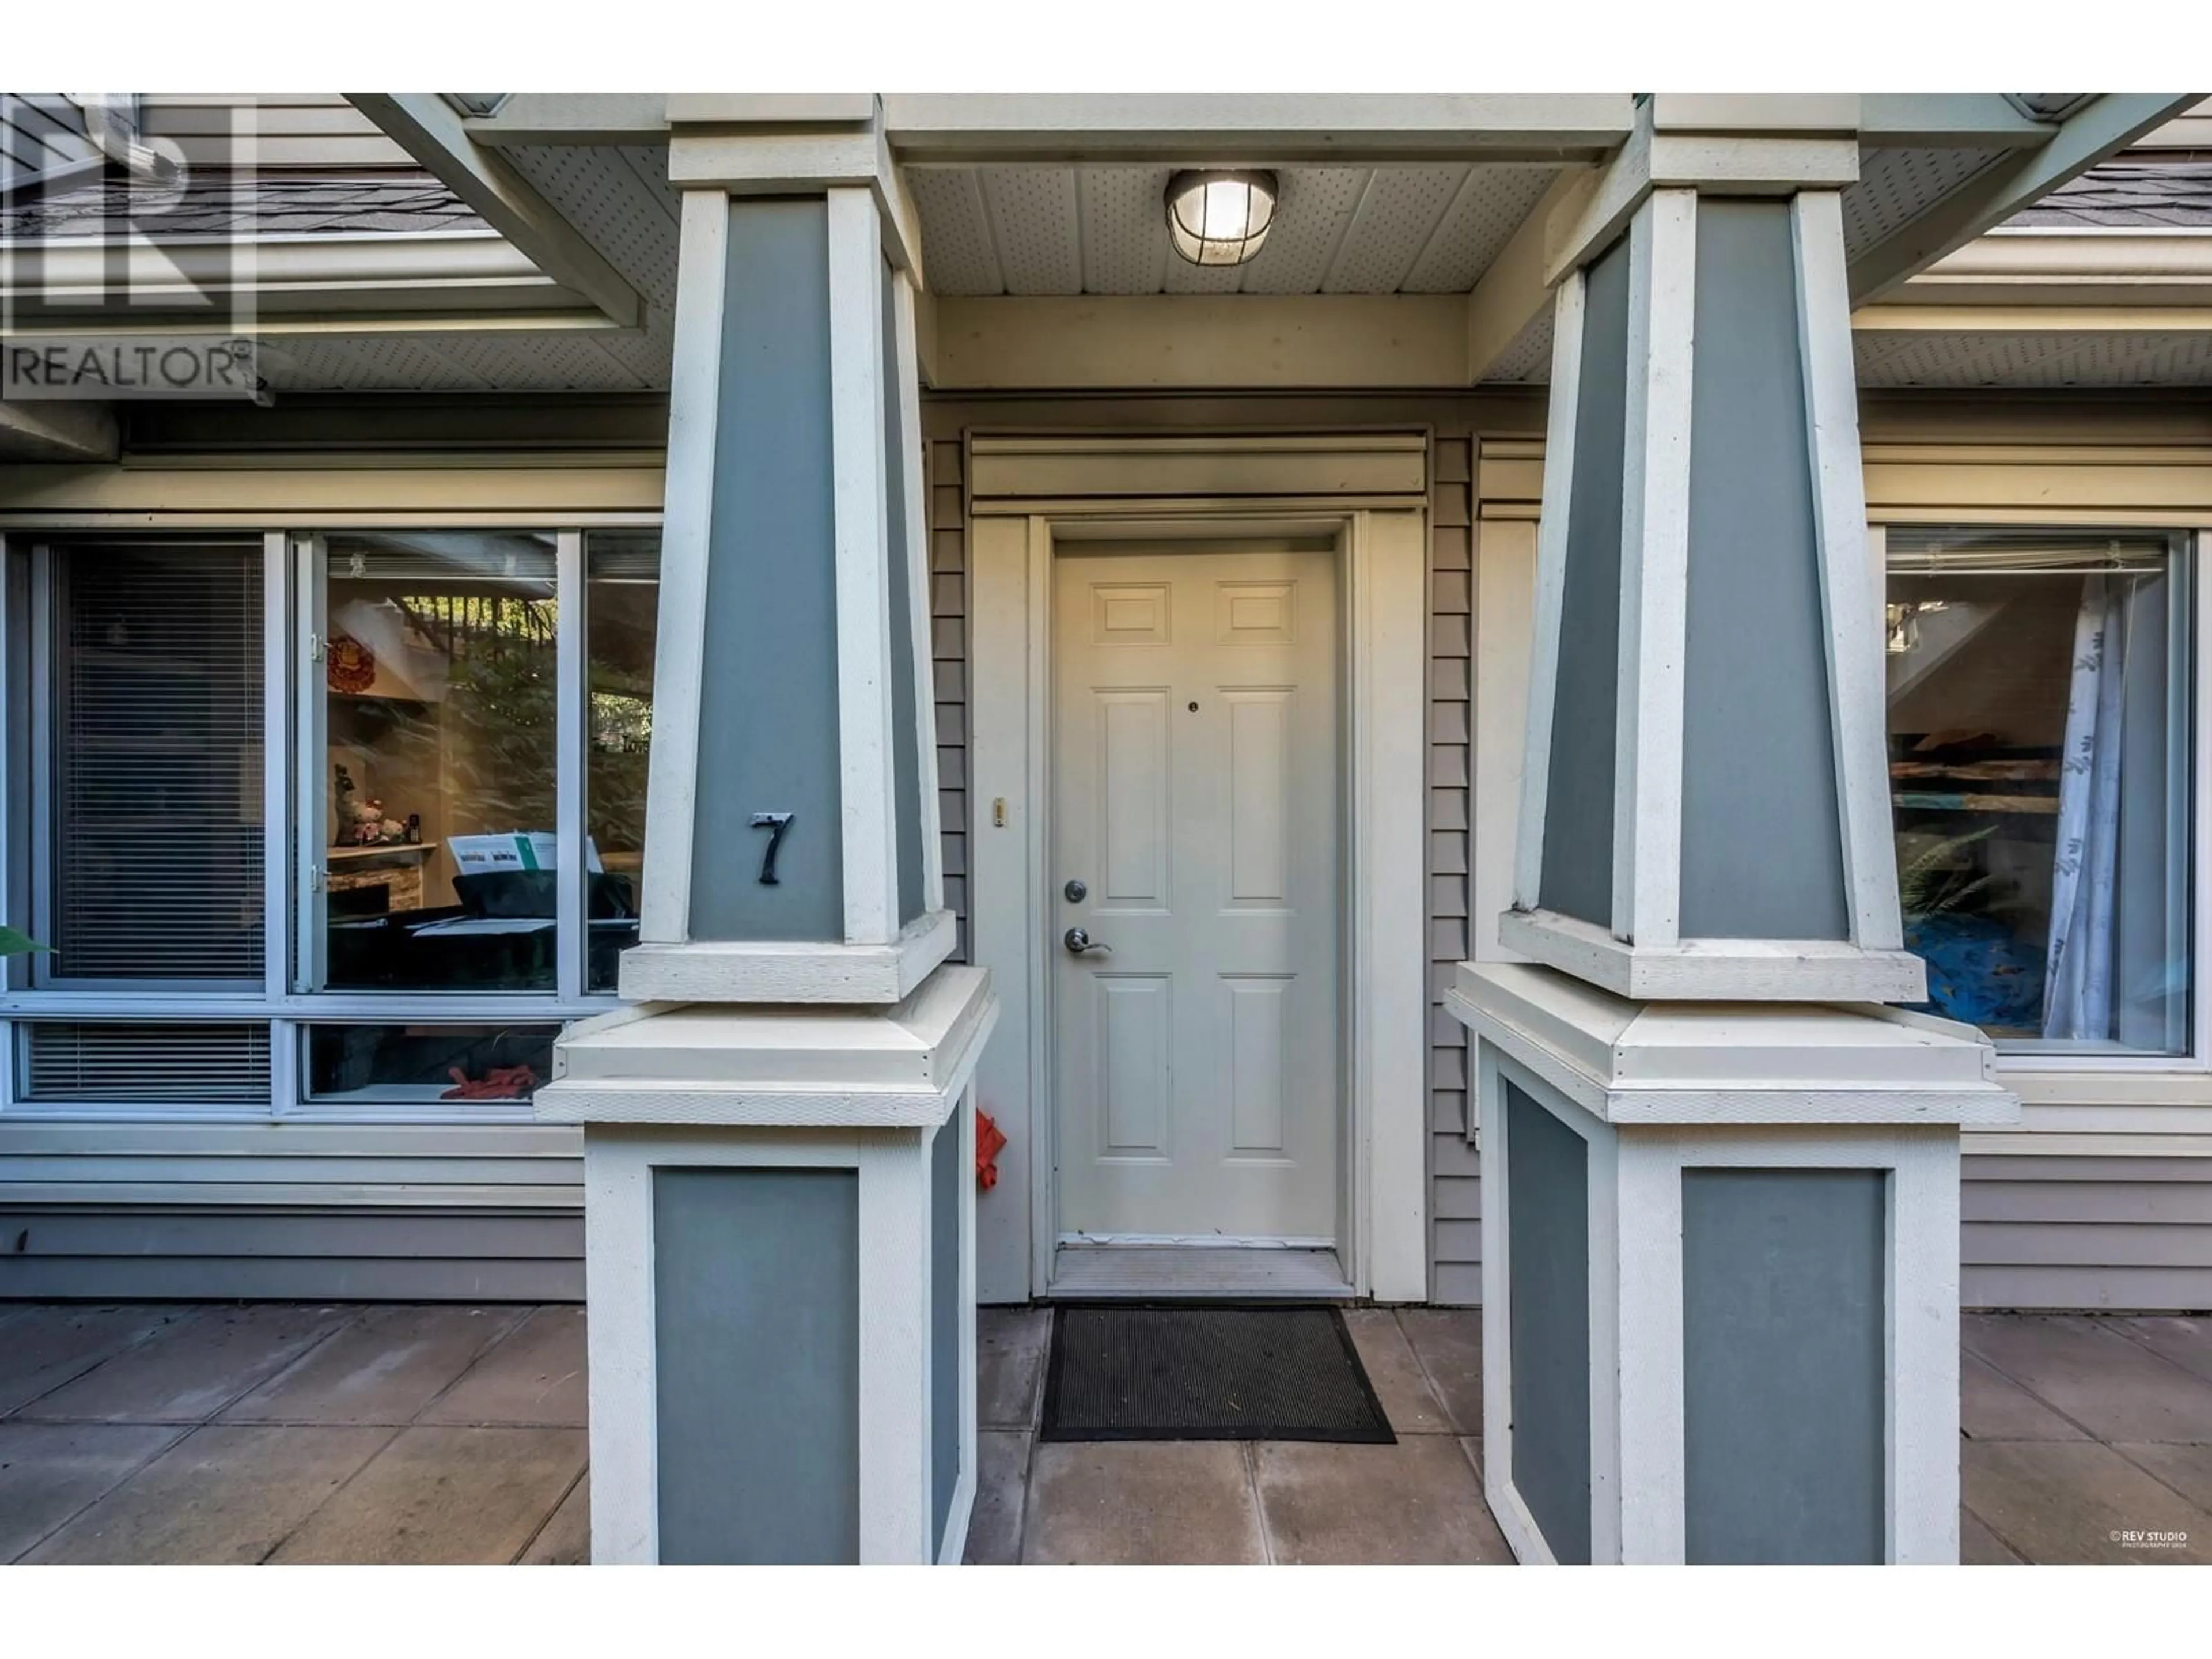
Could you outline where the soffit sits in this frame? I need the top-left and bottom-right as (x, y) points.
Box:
(257, 142), (679, 395)
(1854, 328), (2212, 388)
(908, 162), (1564, 297)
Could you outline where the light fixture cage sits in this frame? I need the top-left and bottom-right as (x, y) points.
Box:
(1165, 169), (1278, 267)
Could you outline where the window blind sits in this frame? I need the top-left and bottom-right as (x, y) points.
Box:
(21, 1020), (272, 1105)
(51, 541), (265, 982)
(1887, 527), (2174, 575)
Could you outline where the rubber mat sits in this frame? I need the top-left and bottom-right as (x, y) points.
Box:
(1040, 1302), (1396, 1443)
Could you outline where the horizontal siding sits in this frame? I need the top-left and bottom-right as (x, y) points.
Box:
(1429, 429), (1479, 1304)
(928, 437), (968, 960)
(139, 93), (414, 171)
(0, 1120), (582, 1302)
(0, 1242), (581, 1302)
(1963, 1154), (2212, 1311)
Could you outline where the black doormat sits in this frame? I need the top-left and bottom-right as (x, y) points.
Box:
(1040, 1303), (1395, 1443)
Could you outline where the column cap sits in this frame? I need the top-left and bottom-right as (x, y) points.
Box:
(1448, 960), (2020, 1128)
(537, 961), (997, 1128)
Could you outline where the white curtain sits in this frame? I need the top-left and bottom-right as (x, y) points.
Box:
(2044, 574), (2130, 1040)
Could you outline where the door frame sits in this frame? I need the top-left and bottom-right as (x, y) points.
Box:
(967, 451), (1429, 1301)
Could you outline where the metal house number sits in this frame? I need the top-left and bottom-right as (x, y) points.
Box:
(749, 812), (794, 885)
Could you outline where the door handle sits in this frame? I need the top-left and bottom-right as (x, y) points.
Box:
(1063, 926), (1113, 957)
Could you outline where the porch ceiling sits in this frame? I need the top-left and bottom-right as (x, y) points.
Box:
(906, 162), (1565, 297)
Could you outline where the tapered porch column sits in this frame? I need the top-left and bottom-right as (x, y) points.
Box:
(1448, 97), (2018, 1565)
(535, 100), (997, 1565)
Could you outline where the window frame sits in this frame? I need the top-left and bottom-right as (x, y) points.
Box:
(0, 514), (662, 1123)
(1872, 520), (2211, 1077)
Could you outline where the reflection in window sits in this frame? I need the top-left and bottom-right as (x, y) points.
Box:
(586, 532), (658, 990)
(304, 1023), (559, 1105)
(1887, 528), (2192, 1054)
(322, 532), (558, 990)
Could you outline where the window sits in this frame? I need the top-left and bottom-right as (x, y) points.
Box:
(585, 532), (658, 991)
(1886, 527), (2194, 1055)
(302, 1022), (559, 1107)
(44, 540), (264, 984)
(4, 523), (662, 1119)
(319, 532), (560, 991)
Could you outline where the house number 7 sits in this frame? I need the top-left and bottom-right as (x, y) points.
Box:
(749, 812), (794, 885)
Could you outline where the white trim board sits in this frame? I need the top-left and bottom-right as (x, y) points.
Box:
(965, 472), (1429, 1304)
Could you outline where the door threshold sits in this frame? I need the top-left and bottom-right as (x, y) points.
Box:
(1046, 1244), (1354, 1300)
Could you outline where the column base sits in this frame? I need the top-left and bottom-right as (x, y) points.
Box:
(1447, 961), (2017, 1565)
(539, 962), (997, 1565)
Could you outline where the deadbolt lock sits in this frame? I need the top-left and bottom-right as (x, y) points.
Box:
(1063, 878), (1088, 903)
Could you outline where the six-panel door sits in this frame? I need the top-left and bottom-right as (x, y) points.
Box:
(1052, 547), (1342, 1244)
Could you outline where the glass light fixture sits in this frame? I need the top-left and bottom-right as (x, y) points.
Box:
(1165, 170), (1278, 267)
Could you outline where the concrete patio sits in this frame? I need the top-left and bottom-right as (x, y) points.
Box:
(2, 1300), (2210, 1564)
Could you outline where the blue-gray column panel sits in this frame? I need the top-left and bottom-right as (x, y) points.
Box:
(882, 254), (929, 928)
(930, 1104), (961, 1555)
(1505, 1078), (1593, 1565)
(653, 1165), (859, 1564)
(689, 198), (844, 942)
(1682, 1166), (1885, 1565)
(1538, 236), (1631, 929)
(1677, 199), (1850, 941)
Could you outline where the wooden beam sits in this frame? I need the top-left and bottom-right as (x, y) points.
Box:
(930, 294), (1468, 391)
(881, 93), (1635, 164)
(344, 93), (644, 329)
(464, 92), (669, 147)
(1847, 94), (2205, 305)
(0, 398), (117, 463)
(1466, 169), (1591, 382)
(1853, 302), (2212, 333)
(1858, 94), (2056, 149)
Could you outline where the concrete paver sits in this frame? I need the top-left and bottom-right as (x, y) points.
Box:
(3, 1298), (2205, 1565)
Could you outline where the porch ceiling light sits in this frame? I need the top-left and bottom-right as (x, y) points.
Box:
(1165, 170), (1277, 267)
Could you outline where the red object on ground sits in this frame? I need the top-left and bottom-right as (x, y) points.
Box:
(441, 1063), (539, 1101)
(976, 1109), (1009, 1191)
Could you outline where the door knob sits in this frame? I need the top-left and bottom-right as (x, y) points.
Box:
(1063, 926), (1112, 957)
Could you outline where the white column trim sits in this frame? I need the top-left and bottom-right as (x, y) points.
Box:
(1355, 507), (1433, 1302)
(637, 188), (729, 947)
(1611, 190), (1696, 949)
(892, 267), (947, 916)
(1510, 272), (1584, 915)
(1612, 1129), (1685, 1561)
(936, 1085), (981, 1563)
(1796, 188), (1907, 953)
(827, 186), (901, 948)
(857, 1127), (930, 1561)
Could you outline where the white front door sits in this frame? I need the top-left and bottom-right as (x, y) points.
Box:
(1051, 546), (1341, 1245)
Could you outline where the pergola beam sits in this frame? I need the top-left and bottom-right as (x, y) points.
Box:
(0, 398), (118, 463)
(345, 93), (645, 329)
(879, 93), (1635, 164)
(1847, 93), (2203, 305)
(461, 92), (671, 147)
(1857, 94), (2061, 149)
